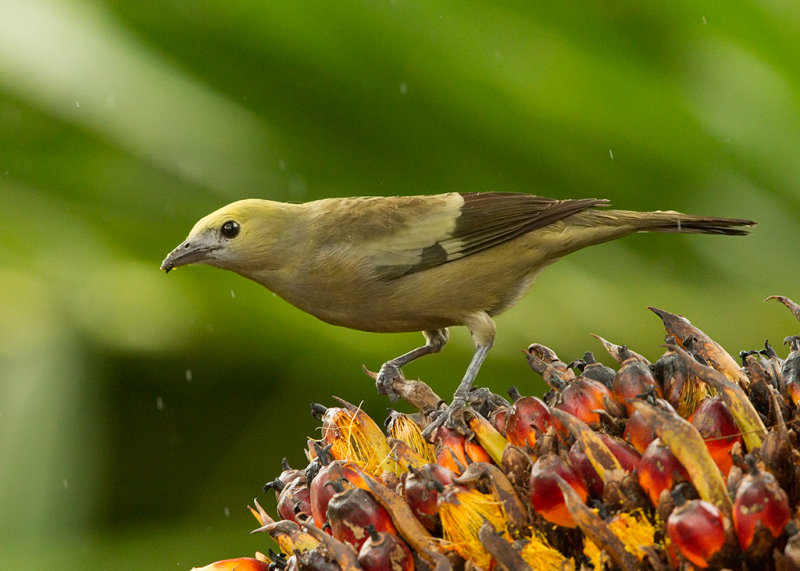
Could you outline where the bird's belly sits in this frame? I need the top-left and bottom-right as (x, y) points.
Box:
(296, 294), (459, 333)
(282, 272), (534, 334)
(256, 241), (549, 334)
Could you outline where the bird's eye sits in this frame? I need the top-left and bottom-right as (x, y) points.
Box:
(220, 220), (240, 239)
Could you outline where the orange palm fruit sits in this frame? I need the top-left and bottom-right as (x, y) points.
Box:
(688, 396), (743, 477)
(637, 438), (689, 507)
(504, 396), (552, 449)
(732, 455), (790, 555)
(666, 487), (728, 569)
(529, 453), (588, 527)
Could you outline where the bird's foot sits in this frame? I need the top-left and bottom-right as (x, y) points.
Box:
(464, 386), (509, 418)
(422, 395), (470, 439)
(421, 387), (505, 439)
(375, 361), (403, 402)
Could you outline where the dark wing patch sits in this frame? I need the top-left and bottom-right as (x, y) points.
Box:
(376, 192), (609, 278)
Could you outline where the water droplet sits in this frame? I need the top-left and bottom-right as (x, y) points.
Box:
(156, 396), (165, 411)
(230, 290), (236, 299)
(185, 369), (192, 382)
(609, 149), (614, 159)
(224, 507), (230, 518)
(399, 82), (408, 95)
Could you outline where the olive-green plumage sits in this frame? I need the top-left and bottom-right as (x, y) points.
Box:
(161, 192), (754, 407)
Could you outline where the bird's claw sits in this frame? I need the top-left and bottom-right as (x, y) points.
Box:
(464, 387), (509, 417)
(375, 361), (403, 402)
(422, 396), (470, 439)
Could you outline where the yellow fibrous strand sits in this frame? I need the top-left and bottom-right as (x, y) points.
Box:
(387, 413), (436, 465)
(439, 488), (508, 569)
(323, 406), (400, 475)
(520, 532), (573, 571)
(583, 510), (656, 569)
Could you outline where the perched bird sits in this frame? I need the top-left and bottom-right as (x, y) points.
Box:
(161, 192), (754, 430)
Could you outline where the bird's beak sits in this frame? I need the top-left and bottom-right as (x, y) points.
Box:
(160, 239), (217, 273)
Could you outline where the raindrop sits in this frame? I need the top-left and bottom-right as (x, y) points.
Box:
(185, 369), (192, 382)
(75, 100), (80, 108)
(230, 290), (236, 299)
(399, 82), (408, 95)
(609, 149), (614, 159)
(224, 507), (230, 518)
(156, 396), (165, 411)
(62, 478), (69, 489)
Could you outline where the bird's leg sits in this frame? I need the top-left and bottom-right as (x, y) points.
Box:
(422, 312), (496, 437)
(376, 328), (449, 401)
(452, 343), (493, 401)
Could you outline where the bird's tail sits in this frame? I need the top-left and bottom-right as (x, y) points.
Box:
(540, 207), (755, 261)
(584, 208), (756, 236)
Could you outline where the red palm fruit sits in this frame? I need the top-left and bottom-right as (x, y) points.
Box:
(623, 408), (657, 454)
(529, 453), (588, 527)
(273, 476), (312, 523)
(638, 438), (689, 507)
(569, 434), (640, 497)
(357, 524), (414, 571)
(599, 432), (641, 472)
(568, 441), (604, 497)
(264, 459), (312, 524)
(612, 359), (662, 416)
(309, 459), (368, 528)
(325, 482), (397, 551)
(553, 377), (612, 428)
(404, 463), (456, 532)
(191, 558), (270, 570)
(489, 406), (509, 436)
(432, 425), (491, 474)
(732, 455), (790, 554)
(504, 396), (552, 449)
(667, 487), (727, 569)
(688, 396), (743, 477)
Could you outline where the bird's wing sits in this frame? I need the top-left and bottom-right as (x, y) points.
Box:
(371, 192), (609, 278)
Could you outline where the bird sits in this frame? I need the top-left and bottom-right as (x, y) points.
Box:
(161, 192), (755, 432)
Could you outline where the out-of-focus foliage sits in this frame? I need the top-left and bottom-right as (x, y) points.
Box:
(0, 0), (798, 567)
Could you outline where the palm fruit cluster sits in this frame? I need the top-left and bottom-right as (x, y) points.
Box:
(192, 297), (800, 571)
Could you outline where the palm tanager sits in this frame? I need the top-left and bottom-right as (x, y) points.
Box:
(161, 192), (754, 428)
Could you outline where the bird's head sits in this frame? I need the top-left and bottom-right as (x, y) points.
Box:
(160, 199), (293, 274)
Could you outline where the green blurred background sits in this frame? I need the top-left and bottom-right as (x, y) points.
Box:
(1, 0), (798, 568)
